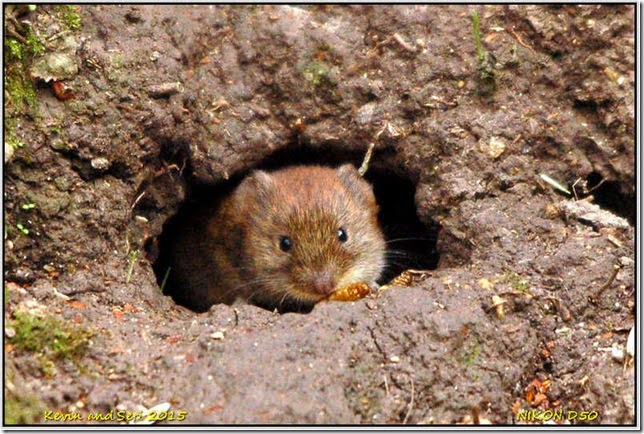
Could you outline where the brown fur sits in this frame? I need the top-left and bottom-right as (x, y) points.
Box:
(168, 164), (385, 312)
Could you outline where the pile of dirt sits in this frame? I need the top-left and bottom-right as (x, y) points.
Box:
(4, 5), (635, 425)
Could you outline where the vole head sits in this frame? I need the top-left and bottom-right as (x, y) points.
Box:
(236, 164), (385, 309)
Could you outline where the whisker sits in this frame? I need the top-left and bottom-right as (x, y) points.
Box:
(277, 291), (292, 309)
(384, 236), (437, 245)
(385, 251), (413, 259)
(382, 260), (412, 272)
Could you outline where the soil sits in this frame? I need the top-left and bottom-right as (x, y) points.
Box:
(4, 5), (636, 426)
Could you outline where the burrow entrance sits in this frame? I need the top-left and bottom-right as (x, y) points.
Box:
(150, 145), (441, 313)
(581, 171), (635, 224)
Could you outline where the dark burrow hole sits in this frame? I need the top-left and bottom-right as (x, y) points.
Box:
(573, 171), (635, 224)
(150, 146), (440, 314)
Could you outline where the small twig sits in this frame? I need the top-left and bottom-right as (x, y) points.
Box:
(366, 326), (387, 363)
(374, 121), (405, 141)
(422, 95), (458, 109)
(572, 178), (582, 201)
(540, 173), (571, 195)
(126, 250), (139, 284)
(572, 177), (607, 201)
(63, 285), (107, 296)
(6, 27), (28, 44)
(590, 263), (621, 303)
(178, 158), (187, 176)
(506, 26), (534, 52)
(46, 29), (72, 43)
(544, 296), (571, 322)
(131, 192), (146, 210)
(405, 269), (434, 276)
(358, 143), (375, 177)
(392, 33), (417, 53)
(402, 374), (415, 424)
(586, 178), (607, 194)
(159, 267), (171, 293)
(383, 375), (390, 397)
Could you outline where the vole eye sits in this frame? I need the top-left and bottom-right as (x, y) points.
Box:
(337, 227), (348, 243)
(279, 235), (292, 252)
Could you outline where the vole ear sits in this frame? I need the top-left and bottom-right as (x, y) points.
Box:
(238, 169), (273, 197)
(336, 164), (376, 206)
(336, 163), (361, 181)
(233, 169), (275, 211)
(249, 170), (274, 191)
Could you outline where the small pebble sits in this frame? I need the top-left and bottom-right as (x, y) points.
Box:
(389, 355), (400, 363)
(148, 82), (184, 98)
(91, 157), (110, 170)
(611, 344), (624, 362)
(211, 331), (224, 340)
(52, 287), (71, 300)
(5, 141), (15, 163)
(5, 327), (16, 339)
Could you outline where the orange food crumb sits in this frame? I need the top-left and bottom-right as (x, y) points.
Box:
(325, 282), (371, 302)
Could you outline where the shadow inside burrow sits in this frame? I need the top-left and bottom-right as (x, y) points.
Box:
(581, 172), (635, 225)
(149, 144), (441, 314)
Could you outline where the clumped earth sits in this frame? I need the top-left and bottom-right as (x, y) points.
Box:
(4, 5), (635, 425)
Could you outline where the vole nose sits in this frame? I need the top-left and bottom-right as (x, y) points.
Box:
(310, 269), (337, 296)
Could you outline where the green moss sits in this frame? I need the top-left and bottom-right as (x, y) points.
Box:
(25, 28), (45, 56)
(4, 67), (38, 110)
(4, 389), (45, 425)
(4, 117), (17, 135)
(5, 38), (25, 62)
(6, 135), (25, 150)
(9, 311), (93, 373)
(111, 54), (124, 69)
(5, 29), (45, 60)
(504, 272), (531, 294)
(456, 334), (479, 365)
(4, 6), (47, 115)
(5, 358), (45, 424)
(471, 11), (496, 95)
(57, 5), (82, 30)
(471, 11), (485, 63)
(464, 342), (481, 367)
(68, 101), (84, 112)
(455, 336), (482, 381)
(302, 60), (331, 86)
